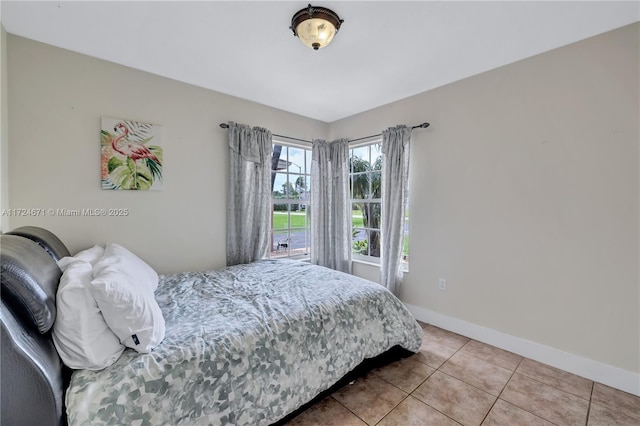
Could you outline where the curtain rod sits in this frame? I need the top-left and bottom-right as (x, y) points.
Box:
(349, 122), (430, 143)
(218, 122), (430, 144)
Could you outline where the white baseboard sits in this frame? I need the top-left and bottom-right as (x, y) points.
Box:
(404, 303), (640, 397)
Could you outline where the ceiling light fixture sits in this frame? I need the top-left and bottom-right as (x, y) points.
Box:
(290, 4), (343, 50)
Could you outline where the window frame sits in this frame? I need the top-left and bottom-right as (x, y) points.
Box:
(349, 138), (383, 265)
(267, 139), (312, 261)
(349, 138), (410, 270)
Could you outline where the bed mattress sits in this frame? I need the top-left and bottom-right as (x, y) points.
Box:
(65, 259), (422, 425)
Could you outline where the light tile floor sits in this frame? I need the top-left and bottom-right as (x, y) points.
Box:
(285, 323), (640, 425)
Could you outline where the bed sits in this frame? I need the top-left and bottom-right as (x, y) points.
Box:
(1, 226), (423, 425)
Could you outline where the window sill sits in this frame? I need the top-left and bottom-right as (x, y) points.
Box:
(352, 257), (380, 268)
(351, 258), (409, 274)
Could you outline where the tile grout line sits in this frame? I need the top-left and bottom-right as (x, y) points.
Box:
(328, 394), (369, 425)
(518, 358), (595, 400)
(495, 371), (588, 425)
(428, 325), (595, 410)
(332, 370), (413, 426)
(478, 355), (525, 425)
(372, 393), (409, 426)
(406, 373), (463, 425)
(432, 338), (502, 398)
(421, 325), (594, 425)
(379, 324), (470, 425)
(432, 336), (565, 426)
(584, 381), (595, 426)
(408, 331), (472, 425)
(425, 323), (595, 398)
(474, 353), (568, 426)
(511, 370), (592, 402)
(422, 326), (492, 423)
(408, 347), (465, 426)
(369, 361), (427, 425)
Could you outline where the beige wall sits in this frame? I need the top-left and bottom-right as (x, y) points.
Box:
(6, 23), (639, 380)
(331, 23), (639, 374)
(6, 35), (328, 273)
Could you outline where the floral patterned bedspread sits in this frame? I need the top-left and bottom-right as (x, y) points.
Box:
(66, 259), (423, 425)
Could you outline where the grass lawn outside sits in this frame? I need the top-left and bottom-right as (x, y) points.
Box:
(272, 210), (409, 258)
(273, 211), (367, 229)
(273, 211), (308, 229)
(352, 211), (364, 228)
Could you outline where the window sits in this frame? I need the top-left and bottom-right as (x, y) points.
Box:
(350, 141), (382, 261)
(349, 141), (410, 266)
(267, 139), (408, 265)
(269, 142), (312, 259)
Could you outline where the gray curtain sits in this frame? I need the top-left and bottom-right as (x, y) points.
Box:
(380, 125), (411, 294)
(226, 122), (273, 266)
(311, 138), (352, 273)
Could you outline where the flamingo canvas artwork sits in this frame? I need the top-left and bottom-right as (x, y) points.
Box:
(101, 117), (163, 190)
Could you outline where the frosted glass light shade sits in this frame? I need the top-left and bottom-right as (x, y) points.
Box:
(291, 4), (343, 50)
(295, 18), (337, 50)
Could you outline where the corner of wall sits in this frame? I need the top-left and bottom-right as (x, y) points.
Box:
(0, 24), (9, 232)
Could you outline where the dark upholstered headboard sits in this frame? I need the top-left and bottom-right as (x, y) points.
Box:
(1, 227), (71, 425)
(6, 226), (70, 262)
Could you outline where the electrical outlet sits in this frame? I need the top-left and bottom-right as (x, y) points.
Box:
(438, 278), (447, 291)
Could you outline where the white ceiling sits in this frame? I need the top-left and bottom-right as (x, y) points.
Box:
(2, 1), (639, 123)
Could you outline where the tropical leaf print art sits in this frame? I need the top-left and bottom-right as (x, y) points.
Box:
(101, 117), (163, 190)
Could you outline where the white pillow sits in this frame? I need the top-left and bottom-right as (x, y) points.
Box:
(73, 244), (105, 265)
(57, 244), (105, 271)
(52, 260), (125, 370)
(91, 245), (165, 353)
(93, 243), (158, 292)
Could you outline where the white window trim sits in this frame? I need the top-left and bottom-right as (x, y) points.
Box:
(268, 140), (312, 261)
(349, 138), (410, 270)
(349, 139), (383, 264)
(352, 252), (409, 272)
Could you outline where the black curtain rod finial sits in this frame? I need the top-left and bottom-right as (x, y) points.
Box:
(219, 123), (229, 129)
